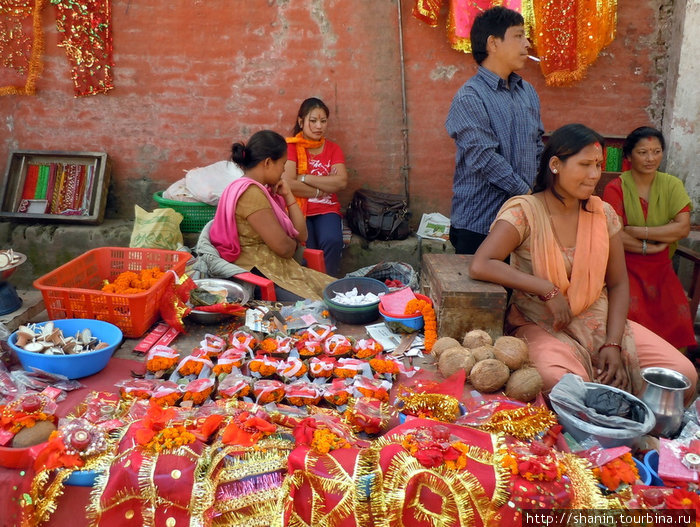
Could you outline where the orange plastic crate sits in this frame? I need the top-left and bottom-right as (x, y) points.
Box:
(33, 247), (190, 338)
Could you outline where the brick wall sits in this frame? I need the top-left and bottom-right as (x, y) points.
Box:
(0, 0), (673, 222)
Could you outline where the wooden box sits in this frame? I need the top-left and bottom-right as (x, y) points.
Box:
(421, 253), (507, 341)
(0, 150), (111, 224)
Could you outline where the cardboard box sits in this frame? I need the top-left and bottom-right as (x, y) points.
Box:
(0, 150), (111, 224)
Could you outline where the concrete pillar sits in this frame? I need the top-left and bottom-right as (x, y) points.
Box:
(663, 0), (700, 223)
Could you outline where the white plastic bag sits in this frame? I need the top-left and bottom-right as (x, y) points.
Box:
(185, 160), (243, 205)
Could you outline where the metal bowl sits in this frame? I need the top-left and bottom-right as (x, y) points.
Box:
(187, 278), (250, 325)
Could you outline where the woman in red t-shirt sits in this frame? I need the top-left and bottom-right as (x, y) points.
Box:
(283, 97), (348, 276)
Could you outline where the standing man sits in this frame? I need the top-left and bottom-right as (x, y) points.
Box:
(446, 6), (544, 254)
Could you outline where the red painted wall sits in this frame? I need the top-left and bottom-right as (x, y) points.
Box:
(0, 0), (668, 222)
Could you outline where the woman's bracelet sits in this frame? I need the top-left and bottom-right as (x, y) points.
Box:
(642, 239), (647, 255)
(538, 285), (560, 302)
(286, 200), (297, 208)
(314, 188), (320, 198)
(599, 342), (622, 352)
(644, 226), (649, 240)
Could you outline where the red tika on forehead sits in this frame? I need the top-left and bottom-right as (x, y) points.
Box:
(593, 142), (602, 150)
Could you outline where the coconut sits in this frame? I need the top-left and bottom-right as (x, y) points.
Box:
(493, 336), (529, 370)
(11, 420), (56, 448)
(462, 329), (493, 349)
(505, 368), (544, 402)
(469, 359), (510, 393)
(431, 337), (461, 358)
(438, 347), (476, 379)
(470, 344), (496, 362)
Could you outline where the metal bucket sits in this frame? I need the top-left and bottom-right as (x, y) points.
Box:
(639, 367), (690, 438)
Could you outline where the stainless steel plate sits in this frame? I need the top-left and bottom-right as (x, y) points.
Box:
(187, 278), (250, 325)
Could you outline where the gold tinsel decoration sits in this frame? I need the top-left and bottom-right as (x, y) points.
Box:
(476, 404), (557, 440)
(396, 390), (462, 423)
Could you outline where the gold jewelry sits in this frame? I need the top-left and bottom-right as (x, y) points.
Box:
(538, 285), (560, 302)
(599, 342), (622, 352)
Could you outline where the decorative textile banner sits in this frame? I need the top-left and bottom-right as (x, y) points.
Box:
(531, 0), (617, 86)
(0, 0), (44, 96)
(51, 0), (114, 97)
(412, 0), (617, 86)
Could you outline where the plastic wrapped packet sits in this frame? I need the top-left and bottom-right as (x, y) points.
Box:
(295, 338), (323, 358)
(323, 335), (353, 357)
(174, 354), (214, 379)
(228, 328), (259, 354)
(334, 358), (365, 379)
(299, 323), (336, 342)
(151, 381), (183, 407)
(182, 378), (215, 406)
(253, 380), (285, 404)
(353, 338), (383, 360)
(277, 357), (308, 381)
(78, 391), (122, 424)
(213, 349), (246, 375)
(353, 376), (391, 402)
(117, 379), (161, 400)
(217, 374), (254, 400)
(259, 333), (295, 357)
(344, 397), (393, 435)
(285, 380), (322, 407)
(309, 356), (336, 379)
(248, 354), (280, 378)
(146, 345), (180, 374)
(323, 379), (352, 407)
(199, 334), (227, 359)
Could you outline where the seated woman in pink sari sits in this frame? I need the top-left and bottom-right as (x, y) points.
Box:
(470, 124), (696, 404)
(209, 130), (333, 301)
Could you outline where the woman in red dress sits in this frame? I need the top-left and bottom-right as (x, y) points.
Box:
(603, 126), (695, 349)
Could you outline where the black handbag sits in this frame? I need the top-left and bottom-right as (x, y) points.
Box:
(346, 188), (410, 241)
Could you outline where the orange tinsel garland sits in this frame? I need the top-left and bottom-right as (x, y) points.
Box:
(405, 299), (437, 352)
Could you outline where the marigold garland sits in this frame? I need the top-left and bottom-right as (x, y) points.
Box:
(0, 407), (54, 435)
(101, 267), (165, 294)
(146, 355), (178, 373)
(145, 424), (196, 452)
(310, 428), (351, 455)
(405, 298), (437, 352)
(592, 452), (639, 491)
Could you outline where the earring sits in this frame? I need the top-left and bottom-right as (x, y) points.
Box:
(552, 169), (558, 174)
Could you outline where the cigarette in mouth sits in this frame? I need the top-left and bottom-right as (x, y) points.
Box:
(527, 55), (541, 62)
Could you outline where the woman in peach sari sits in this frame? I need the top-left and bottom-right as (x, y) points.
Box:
(470, 124), (696, 403)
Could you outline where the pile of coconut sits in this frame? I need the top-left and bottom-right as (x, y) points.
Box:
(434, 329), (543, 402)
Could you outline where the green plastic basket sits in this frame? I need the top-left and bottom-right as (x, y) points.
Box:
(152, 191), (216, 233)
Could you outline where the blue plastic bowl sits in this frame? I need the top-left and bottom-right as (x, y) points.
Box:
(634, 457), (652, 486)
(643, 450), (664, 486)
(323, 277), (389, 325)
(378, 293), (432, 332)
(9, 319), (123, 379)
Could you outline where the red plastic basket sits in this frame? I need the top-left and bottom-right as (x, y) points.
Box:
(33, 247), (190, 338)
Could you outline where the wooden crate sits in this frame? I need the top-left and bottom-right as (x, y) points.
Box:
(421, 253), (507, 342)
(0, 150), (111, 224)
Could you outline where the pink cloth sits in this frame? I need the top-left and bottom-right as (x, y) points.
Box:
(515, 320), (697, 405)
(209, 178), (298, 262)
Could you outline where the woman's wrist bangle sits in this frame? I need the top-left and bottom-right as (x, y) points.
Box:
(644, 226), (649, 240)
(599, 342), (622, 352)
(286, 200), (297, 208)
(538, 285), (560, 302)
(314, 188), (320, 198)
(642, 239), (647, 255)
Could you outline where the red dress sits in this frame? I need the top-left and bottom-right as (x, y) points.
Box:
(603, 178), (696, 349)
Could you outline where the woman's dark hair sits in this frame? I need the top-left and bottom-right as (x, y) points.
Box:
(622, 126), (665, 158)
(534, 123), (605, 206)
(231, 130), (287, 170)
(291, 97), (330, 135)
(470, 7), (524, 65)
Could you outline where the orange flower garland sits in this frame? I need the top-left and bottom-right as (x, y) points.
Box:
(405, 298), (436, 352)
(592, 452), (639, 491)
(310, 428), (352, 455)
(101, 267), (165, 294)
(145, 425), (196, 453)
(0, 406), (55, 435)
(146, 355), (178, 373)
(401, 432), (470, 470)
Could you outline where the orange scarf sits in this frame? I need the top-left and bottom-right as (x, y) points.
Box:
(286, 133), (325, 215)
(500, 194), (609, 316)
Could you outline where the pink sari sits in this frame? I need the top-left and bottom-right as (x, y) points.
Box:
(209, 178), (298, 263)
